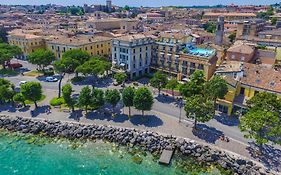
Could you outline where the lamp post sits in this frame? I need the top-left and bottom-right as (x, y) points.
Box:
(178, 98), (183, 123)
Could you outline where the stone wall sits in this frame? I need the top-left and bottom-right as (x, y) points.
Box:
(0, 115), (266, 175)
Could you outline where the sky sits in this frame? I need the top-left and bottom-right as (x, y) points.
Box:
(0, 0), (279, 7)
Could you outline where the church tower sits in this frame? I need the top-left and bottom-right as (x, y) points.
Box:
(215, 16), (224, 46)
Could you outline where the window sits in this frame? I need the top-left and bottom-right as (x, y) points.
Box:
(101, 44), (103, 47)
(133, 49), (135, 53)
(146, 46), (148, 50)
(140, 48), (142, 52)
(114, 47), (116, 51)
(97, 51), (99, 55)
(97, 45), (99, 48)
(91, 46), (93, 49)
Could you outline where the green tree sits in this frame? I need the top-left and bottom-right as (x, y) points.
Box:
(0, 85), (14, 104)
(62, 49), (90, 76)
(228, 32), (236, 43)
(62, 84), (75, 112)
(124, 5), (130, 11)
(133, 87), (154, 117)
(78, 86), (92, 113)
(13, 93), (26, 107)
(204, 75), (228, 100)
(20, 82), (43, 108)
(53, 60), (67, 98)
(91, 88), (105, 110)
(179, 70), (205, 97)
(150, 71), (168, 95)
(239, 92), (281, 148)
(0, 43), (22, 69)
(122, 86), (135, 117)
(271, 17), (277, 25)
(105, 89), (120, 112)
(27, 48), (55, 71)
(114, 72), (127, 84)
(203, 22), (216, 33)
(166, 78), (179, 97)
(184, 95), (215, 129)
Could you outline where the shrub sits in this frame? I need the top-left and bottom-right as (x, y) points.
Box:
(44, 70), (54, 76)
(50, 97), (65, 106)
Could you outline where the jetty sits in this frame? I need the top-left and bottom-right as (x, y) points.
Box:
(159, 148), (174, 165)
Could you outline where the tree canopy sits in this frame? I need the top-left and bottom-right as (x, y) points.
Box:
(239, 92), (281, 146)
(61, 49), (90, 74)
(150, 71), (168, 94)
(27, 48), (55, 70)
(105, 89), (121, 110)
(20, 82), (43, 108)
(114, 72), (127, 84)
(0, 43), (22, 69)
(166, 78), (179, 97)
(91, 88), (105, 110)
(181, 71), (228, 128)
(122, 86), (135, 117)
(62, 84), (75, 112)
(78, 86), (92, 113)
(133, 87), (154, 117)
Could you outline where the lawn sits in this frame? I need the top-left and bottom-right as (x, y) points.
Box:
(24, 70), (44, 77)
(25, 95), (46, 105)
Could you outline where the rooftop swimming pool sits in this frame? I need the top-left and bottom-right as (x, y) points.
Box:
(186, 45), (215, 58)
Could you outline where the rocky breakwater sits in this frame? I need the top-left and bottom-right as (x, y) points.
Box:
(0, 115), (266, 175)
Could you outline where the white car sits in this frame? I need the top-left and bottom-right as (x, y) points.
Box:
(46, 76), (58, 82)
(18, 81), (27, 86)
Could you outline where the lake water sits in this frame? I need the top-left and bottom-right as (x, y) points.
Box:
(0, 129), (229, 175)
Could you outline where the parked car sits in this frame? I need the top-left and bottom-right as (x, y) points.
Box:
(8, 63), (23, 69)
(18, 81), (27, 86)
(46, 76), (58, 82)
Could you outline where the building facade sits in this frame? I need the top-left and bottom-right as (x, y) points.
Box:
(46, 35), (112, 59)
(111, 34), (154, 79)
(7, 29), (45, 59)
(151, 33), (218, 81)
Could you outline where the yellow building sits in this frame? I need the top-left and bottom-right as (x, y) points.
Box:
(216, 61), (281, 115)
(151, 32), (218, 81)
(46, 35), (112, 59)
(7, 29), (46, 59)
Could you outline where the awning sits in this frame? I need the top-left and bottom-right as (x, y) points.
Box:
(120, 63), (125, 66)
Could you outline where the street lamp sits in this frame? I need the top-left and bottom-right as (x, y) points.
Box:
(178, 98), (183, 123)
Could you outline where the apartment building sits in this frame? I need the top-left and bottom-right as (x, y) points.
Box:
(7, 29), (45, 59)
(151, 33), (218, 81)
(111, 34), (154, 79)
(215, 61), (281, 115)
(225, 42), (255, 62)
(203, 12), (256, 22)
(46, 35), (112, 59)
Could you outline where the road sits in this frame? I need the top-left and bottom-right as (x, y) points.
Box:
(0, 59), (272, 145)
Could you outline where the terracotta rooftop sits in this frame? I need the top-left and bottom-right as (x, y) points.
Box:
(241, 63), (281, 93)
(46, 35), (112, 46)
(115, 34), (153, 42)
(227, 43), (255, 55)
(204, 12), (256, 17)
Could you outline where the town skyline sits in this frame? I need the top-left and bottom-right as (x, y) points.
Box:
(0, 0), (280, 7)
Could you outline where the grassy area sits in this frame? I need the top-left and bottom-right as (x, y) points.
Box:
(165, 83), (182, 91)
(25, 95), (46, 105)
(49, 97), (65, 106)
(0, 68), (18, 76)
(24, 70), (44, 77)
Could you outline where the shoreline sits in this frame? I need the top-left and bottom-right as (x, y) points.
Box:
(0, 115), (268, 175)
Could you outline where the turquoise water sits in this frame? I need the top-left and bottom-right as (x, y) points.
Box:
(0, 130), (229, 175)
(191, 48), (214, 55)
